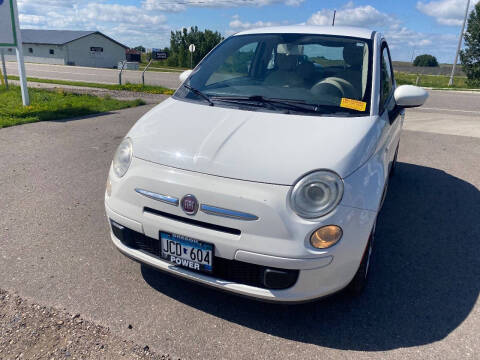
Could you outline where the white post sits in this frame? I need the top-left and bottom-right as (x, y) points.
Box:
(188, 44), (195, 69)
(1, 49), (8, 89)
(449, 0), (470, 87)
(12, 0), (29, 105)
(142, 58), (152, 86)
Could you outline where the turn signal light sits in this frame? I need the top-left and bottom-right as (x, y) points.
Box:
(310, 225), (343, 249)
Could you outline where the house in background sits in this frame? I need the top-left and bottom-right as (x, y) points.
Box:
(4, 30), (128, 68)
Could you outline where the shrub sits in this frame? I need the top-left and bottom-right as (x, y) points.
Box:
(413, 54), (439, 67)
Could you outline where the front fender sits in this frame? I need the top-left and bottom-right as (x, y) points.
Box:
(340, 148), (387, 212)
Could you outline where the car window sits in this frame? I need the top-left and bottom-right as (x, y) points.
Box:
(177, 34), (373, 116)
(303, 43), (345, 67)
(380, 45), (394, 112)
(206, 42), (258, 86)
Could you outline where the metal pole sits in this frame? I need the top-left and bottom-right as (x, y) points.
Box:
(12, 0), (29, 105)
(332, 10), (336, 26)
(449, 0), (470, 86)
(119, 60), (126, 85)
(142, 58), (152, 86)
(1, 50), (8, 89)
(190, 51), (193, 69)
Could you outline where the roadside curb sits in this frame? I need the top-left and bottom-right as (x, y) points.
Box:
(423, 87), (480, 93)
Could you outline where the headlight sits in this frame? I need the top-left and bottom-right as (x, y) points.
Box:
(290, 170), (344, 219)
(112, 138), (132, 178)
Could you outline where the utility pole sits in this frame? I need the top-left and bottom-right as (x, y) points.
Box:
(332, 10), (336, 26)
(1, 49), (8, 89)
(12, 0), (29, 105)
(449, 0), (470, 86)
(410, 46), (416, 63)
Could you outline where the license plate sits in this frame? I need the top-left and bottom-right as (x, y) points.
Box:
(160, 232), (213, 273)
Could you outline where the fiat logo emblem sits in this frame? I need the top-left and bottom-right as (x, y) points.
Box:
(181, 194), (198, 215)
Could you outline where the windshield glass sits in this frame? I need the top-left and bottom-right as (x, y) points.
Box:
(174, 33), (372, 116)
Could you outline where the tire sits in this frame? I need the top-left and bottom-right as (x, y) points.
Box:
(346, 221), (376, 296)
(389, 144), (399, 178)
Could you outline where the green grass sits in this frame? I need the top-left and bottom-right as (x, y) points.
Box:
(0, 86), (146, 128)
(7, 76), (175, 95)
(394, 72), (473, 89)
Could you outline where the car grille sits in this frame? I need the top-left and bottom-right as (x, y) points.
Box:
(111, 221), (299, 290)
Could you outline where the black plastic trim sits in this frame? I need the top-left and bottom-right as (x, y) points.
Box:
(144, 207), (241, 236)
(110, 221), (299, 290)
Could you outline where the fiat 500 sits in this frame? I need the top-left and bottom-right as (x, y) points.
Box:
(105, 26), (427, 302)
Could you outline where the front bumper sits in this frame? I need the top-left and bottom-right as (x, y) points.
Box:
(105, 157), (377, 302)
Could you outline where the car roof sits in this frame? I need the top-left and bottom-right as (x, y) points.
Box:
(234, 25), (374, 40)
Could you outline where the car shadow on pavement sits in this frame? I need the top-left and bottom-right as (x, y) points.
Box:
(141, 162), (480, 351)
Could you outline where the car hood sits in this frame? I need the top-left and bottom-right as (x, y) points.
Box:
(128, 98), (382, 185)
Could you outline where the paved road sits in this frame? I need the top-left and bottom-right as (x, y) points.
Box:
(5, 62), (182, 89)
(1, 93), (479, 359)
(404, 91), (480, 138)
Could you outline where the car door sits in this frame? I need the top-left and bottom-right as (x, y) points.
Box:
(379, 41), (403, 176)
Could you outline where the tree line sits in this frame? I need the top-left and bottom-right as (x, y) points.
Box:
(416, 3), (480, 86)
(135, 27), (223, 68)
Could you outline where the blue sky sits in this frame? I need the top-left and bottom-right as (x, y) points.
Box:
(17, 0), (478, 62)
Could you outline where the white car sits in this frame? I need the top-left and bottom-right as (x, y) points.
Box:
(105, 26), (427, 303)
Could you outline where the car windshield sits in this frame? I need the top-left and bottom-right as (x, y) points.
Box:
(174, 33), (373, 116)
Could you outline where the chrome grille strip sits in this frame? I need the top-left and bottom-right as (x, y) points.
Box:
(200, 204), (258, 221)
(135, 188), (179, 206)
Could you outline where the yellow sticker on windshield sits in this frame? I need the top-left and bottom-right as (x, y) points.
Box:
(340, 98), (367, 112)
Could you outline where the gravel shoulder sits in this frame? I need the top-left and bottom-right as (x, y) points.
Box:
(0, 288), (172, 360)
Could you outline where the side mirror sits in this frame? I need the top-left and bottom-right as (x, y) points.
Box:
(394, 85), (429, 108)
(179, 70), (193, 83)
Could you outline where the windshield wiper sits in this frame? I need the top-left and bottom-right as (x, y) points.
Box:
(183, 84), (214, 106)
(210, 95), (324, 113)
(211, 95), (357, 115)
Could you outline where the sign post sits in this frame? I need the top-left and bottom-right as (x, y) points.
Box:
(189, 44), (196, 69)
(152, 48), (168, 60)
(0, 0), (29, 105)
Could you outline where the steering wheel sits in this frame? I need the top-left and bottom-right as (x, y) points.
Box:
(311, 77), (357, 101)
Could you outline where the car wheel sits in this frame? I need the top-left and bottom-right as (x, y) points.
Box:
(346, 220), (376, 296)
(389, 144), (399, 178)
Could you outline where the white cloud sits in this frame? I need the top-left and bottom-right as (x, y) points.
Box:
(143, 0), (303, 11)
(78, 4), (166, 26)
(229, 15), (282, 31)
(16, 0), (305, 47)
(416, 0), (479, 26)
(226, 3), (461, 62)
(19, 14), (45, 25)
(307, 2), (399, 28)
(17, 0), (170, 48)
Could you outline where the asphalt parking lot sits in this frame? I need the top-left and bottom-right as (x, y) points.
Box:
(1, 91), (479, 359)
